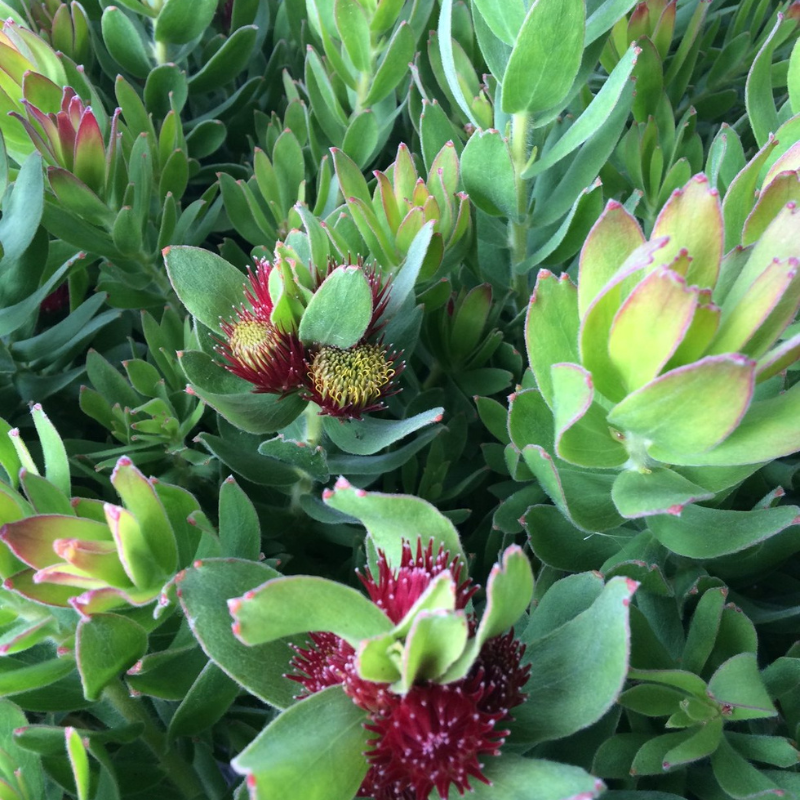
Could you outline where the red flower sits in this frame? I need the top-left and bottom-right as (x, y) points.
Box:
(359, 539), (477, 623)
(286, 541), (529, 800)
(360, 682), (507, 800)
(216, 259), (307, 395)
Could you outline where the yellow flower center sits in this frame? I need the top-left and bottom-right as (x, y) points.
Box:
(310, 344), (395, 409)
(229, 318), (276, 370)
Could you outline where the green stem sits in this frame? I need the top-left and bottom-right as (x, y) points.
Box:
(103, 679), (203, 799)
(509, 111), (531, 304)
(153, 39), (169, 66)
(354, 71), (370, 115)
(290, 403), (323, 514)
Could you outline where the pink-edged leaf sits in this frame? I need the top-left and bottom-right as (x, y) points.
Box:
(48, 167), (113, 227)
(762, 141), (800, 188)
(104, 503), (161, 591)
(0, 617), (56, 655)
(21, 71), (62, 113)
(70, 584), (158, 617)
(0, 515), (111, 570)
(743, 171), (800, 246)
(651, 174), (723, 288)
(20, 100), (60, 160)
(709, 258), (799, 356)
(521, 445), (623, 532)
(3, 567), (76, 606)
(611, 468), (715, 519)
(745, 262), (800, 358)
(756, 330), (800, 381)
(551, 363), (627, 468)
(578, 199), (646, 319)
(608, 267), (699, 393)
(374, 169), (401, 233)
(34, 563), (107, 591)
(110, 457), (177, 574)
(0, 41), (36, 85)
(606, 354), (756, 455)
(579, 238), (671, 402)
(652, 382), (800, 466)
(72, 108), (105, 196)
(724, 203), (800, 312)
(53, 538), (132, 588)
(524, 271), (580, 408)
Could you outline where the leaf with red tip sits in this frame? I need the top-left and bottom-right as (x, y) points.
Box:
(578, 200), (646, 319)
(742, 171), (800, 246)
(54, 538), (131, 588)
(608, 267), (699, 393)
(709, 258), (800, 357)
(104, 504), (160, 591)
(4, 568), (76, 606)
(611, 468), (714, 519)
(607, 354), (755, 456)
(322, 483), (465, 567)
(652, 382), (800, 466)
(111, 457), (177, 575)
(0, 515), (111, 570)
(762, 141), (800, 188)
(229, 574), (392, 648)
(72, 109), (105, 196)
(550, 363), (627, 468)
(510, 577), (636, 745)
(651, 175), (723, 288)
(232, 685), (369, 800)
(756, 330), (800, 381)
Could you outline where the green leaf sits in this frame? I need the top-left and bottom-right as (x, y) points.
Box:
(584, 0), (639, 45)
(75, 613), (148, 700)
(510, 577), (636, 744)
(525, 271), (580, 408)
(0, 699), (44, 797)
(322, 407), (443, 456)
(789, 38), (800, 115)
(188, 25), (258, 94)
(154, 0), (217, 43)
(461, 130), (517, 219)
(167, 661), (239, 743)
(437, 0), (480, 127)
(29, 404), (69, 498)
(101, 7), (151, 78)
(176, 558), (296, 708)
(611, 469), (714, 519)
(682, 587), (726, 675)
(462, 753), (604, 800)
(523, 571), (604, 643)
(651, 174), (723, 290)
(607, 267), (699, 393)
(472, 0), (525, 46)
(745, 15), (787, 148)
(399, 610), (469, 691)
(606, 355), (755, 456)
(335, 0), (370, 72)
(323, 479), (465, 568)
(711, 734), (784, 799)
(179, 350), (306, 435)
(502, 0), (586, 115)
(232, 685), (369, 800)
(524, 43), (638, 179)
(218, 475), (261, 561)
(384, 221), (434, 319)
(708, 653), (776, 720)
(65, 726), (90, 800)
(726, 733), (800, 769)
(230, 574), (392, 648)
(164, 246), (246, 331)
(363, 21), (415, 106)
(647, 504), (800, 559)
(342, 110), (379, 169)
(298, 266), (372, 348)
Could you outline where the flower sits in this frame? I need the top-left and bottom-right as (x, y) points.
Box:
(303, 342), (402, 419)
(287, 541), (529, 800)
(216, 258), (307, 395)
(218, 254), (404, 419)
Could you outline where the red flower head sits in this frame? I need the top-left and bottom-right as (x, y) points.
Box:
(216, 258), (307, 395)
(287, 540), (530, 800)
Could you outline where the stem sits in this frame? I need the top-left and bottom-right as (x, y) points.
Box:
(290, 403), (323, 513)
(509, 112), (531, 304)
(354, 71), (370, 115)
(103, 679), (203, 799)
(153, 39), (169, 66)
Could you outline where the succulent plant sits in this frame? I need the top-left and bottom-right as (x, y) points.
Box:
(516, 164), (800, 538)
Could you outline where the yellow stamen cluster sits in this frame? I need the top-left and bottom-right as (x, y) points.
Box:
(229, 318), (276, 370)
(310, 344), (395, 409)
